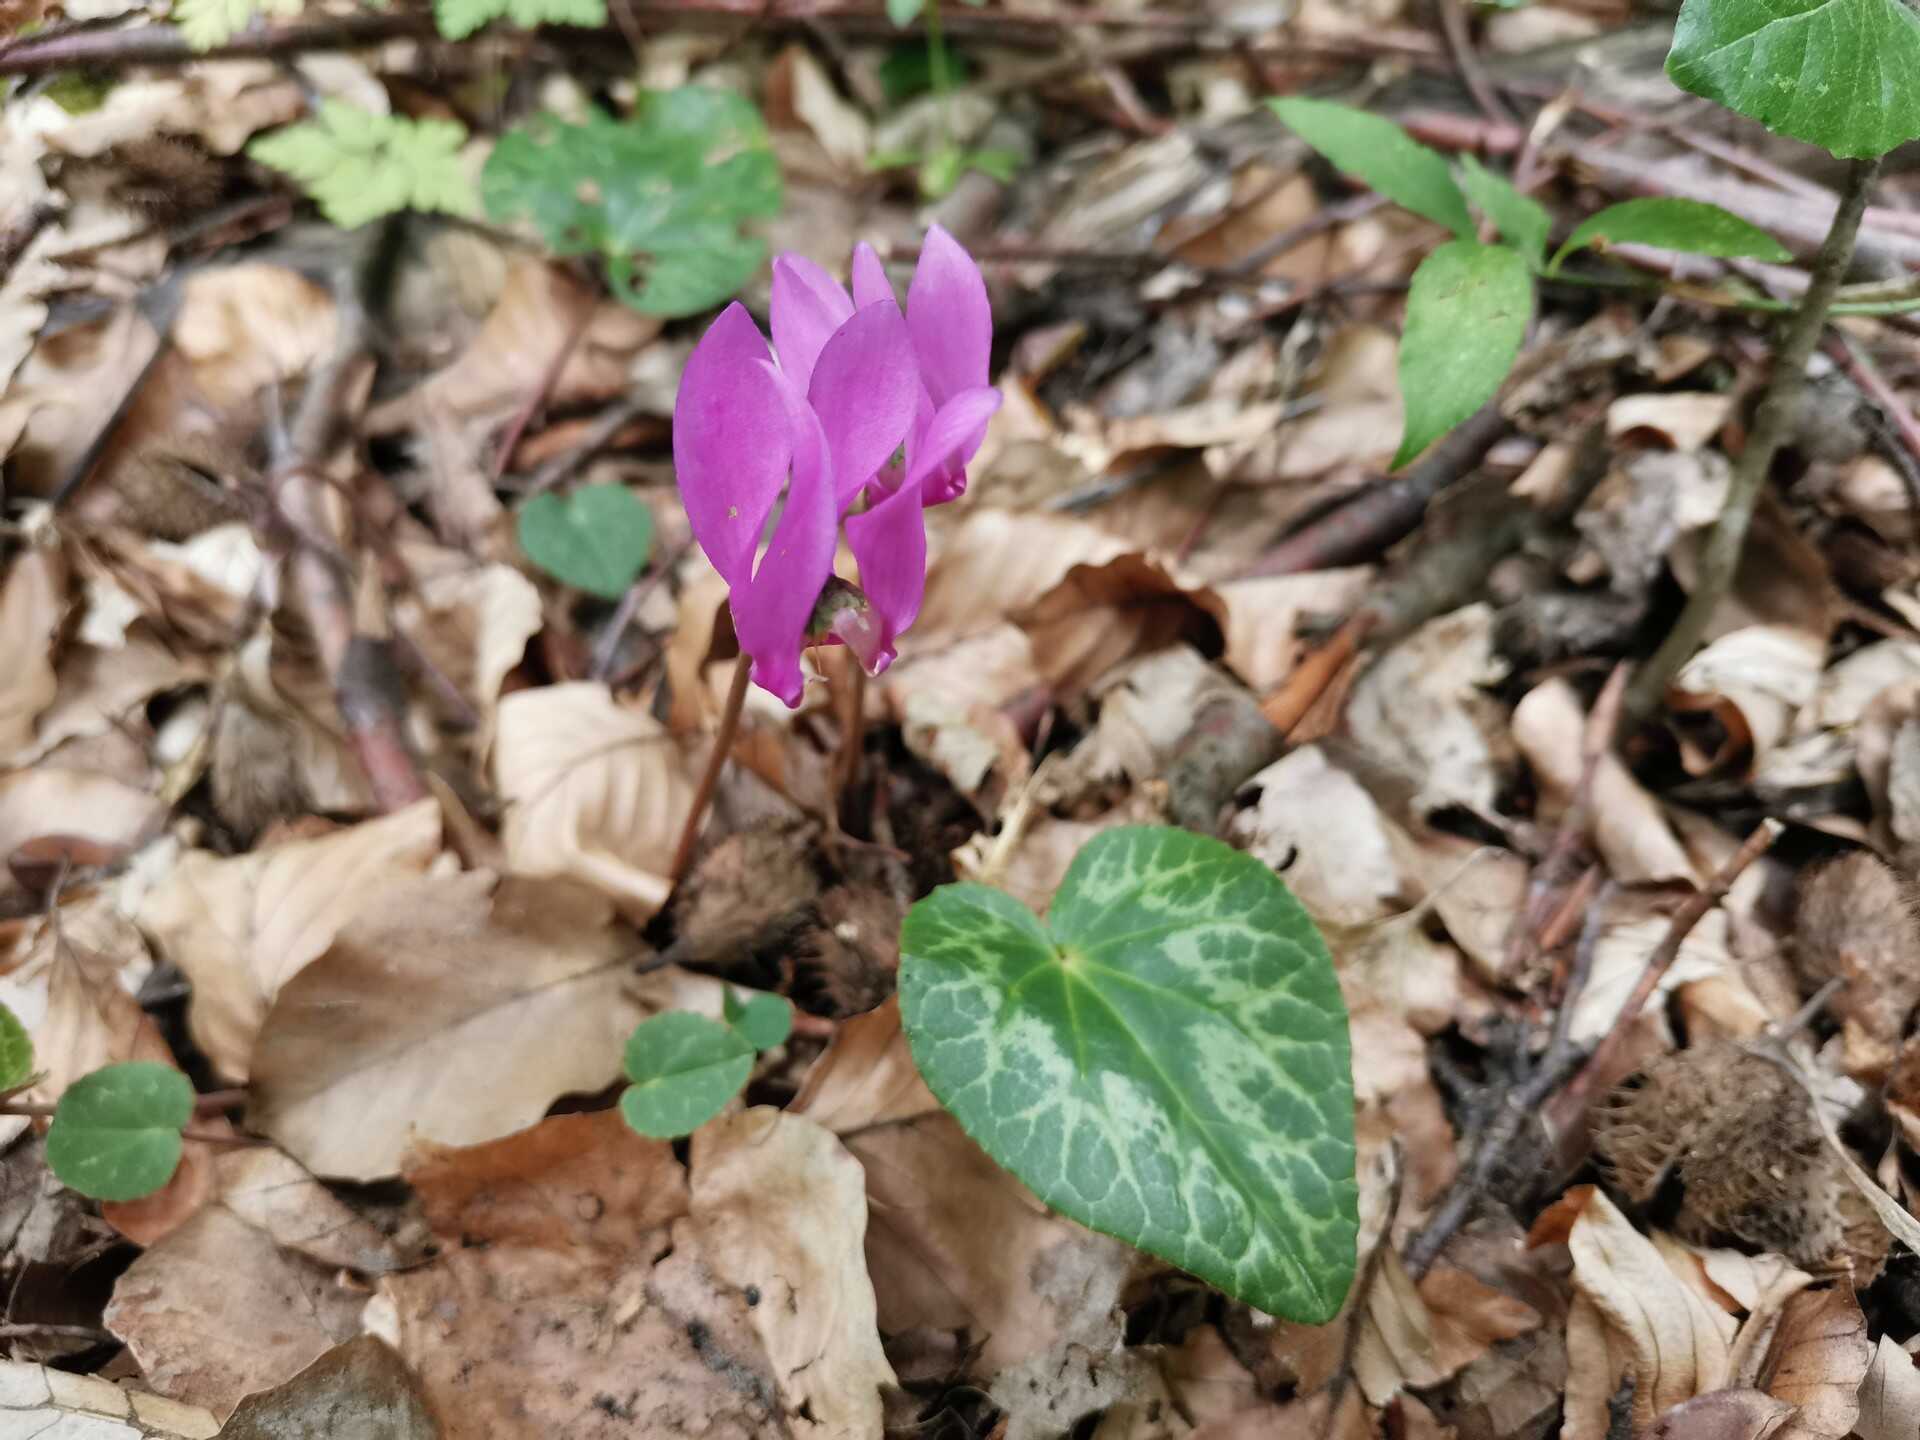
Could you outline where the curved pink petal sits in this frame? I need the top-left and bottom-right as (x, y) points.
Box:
(732, 362), (838, 708)
(845, 473), (927, 654)
(769, 253), (853, 395)
(905, 223), (991, 406)
(850, 243), (894, 311)
(809, 302), (919, 514)
(672, 303), (786, 588)
(907, 386), (1001, 498)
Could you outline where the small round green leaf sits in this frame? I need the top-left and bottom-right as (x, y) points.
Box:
(46, 1062), (193, 1202)
(1549, 198), (1792, 275)
(0, 1001), (33, 1091)
(724, 991), (793, 1051)
(1269, 97), (1473, 240)
(516, 485), (653, 600)
(1394, 240), (1532, 470)
(1667, 0), (1920, 160)
(620, 1012), (754, 1139)
(899, 826), (1359, 1323)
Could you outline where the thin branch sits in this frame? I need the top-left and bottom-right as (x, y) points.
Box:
(0, 12), (426, 74)
(1625, 157), (1883, 725)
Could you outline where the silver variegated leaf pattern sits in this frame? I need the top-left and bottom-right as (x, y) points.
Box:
(898, 826), (1358, 1323)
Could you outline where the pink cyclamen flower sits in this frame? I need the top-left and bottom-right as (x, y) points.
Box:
(673, 225), (1000, 707)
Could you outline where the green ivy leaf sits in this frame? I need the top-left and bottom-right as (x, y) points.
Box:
(1667, 0), (1920, 160)
(249, 102), (477, 229)
(433, 0), (603, 41)
(1457, 155), (1550, 265)
(1268, 97), (1472, 239)
(619, 1012), (754, 1139)
(1394, 240), (1531, 469)
(898, 826), (1358, 1323)
(724, 990), (793, 1051)
(1548, 197), (1791, 274)
(0, 1001), (33, 1092)
(171, 0), (299, 50)
(46, 1062), (193, 1202)
(516, 485), (653, 600)
(483, 91), (782, 318)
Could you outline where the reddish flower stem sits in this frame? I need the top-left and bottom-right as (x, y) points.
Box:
(670, 655), (752, 885)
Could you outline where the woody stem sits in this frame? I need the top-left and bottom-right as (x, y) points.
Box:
(670, 655), (752, 884)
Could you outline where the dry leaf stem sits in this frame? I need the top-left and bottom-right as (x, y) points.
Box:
(670, 654), (752, 884)
(1625, 157), (1883, 723)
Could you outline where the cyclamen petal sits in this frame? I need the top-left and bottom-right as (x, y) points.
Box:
(671, 303), (788, 589)
(906, 223), (992, 407)
(769, 253), (853, 395)
(907, 386), (1002, 496)
(845, 470), (927, 654)
(730, 362), (839, 708)
(807, 302), (919, 514)
(850, 243), (893, 311)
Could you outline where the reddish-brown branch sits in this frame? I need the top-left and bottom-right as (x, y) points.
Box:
(0, 12), (425, 73)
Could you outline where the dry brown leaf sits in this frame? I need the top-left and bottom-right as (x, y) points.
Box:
(1228, 745), (1406, 923)
(0, 766), (165, 898)
(103, 1204), (364, 1419)
(1558, 1186), (1737, 1433)
(1575, 450), (1731, 595)
(391, 549), (542, 755)
(1015, 555), (1226, 701)
(766, 44), (870, 169)
(914, 509), (1128, 651)
(690, 1108), (895, 1439)
(1757, 1284), (1869, 1440)
(1213, 568), (1373, 695)
(25, 631), (208, 766)
(1608, 392), (1734, 452)
(220, 1336), (436, 1440)
(1644, 1390), (1797, 1440)
(1570, 904), (1732, 1046)
(1346, 603), (1511, 817)
(0, 1361), (220, 1439)
(1854, 1333), (1920, 1440)
(1670, 626), (1825, 774)
(1351, 1253), (1541, 1405)
(1512, 677), (1698, 885)
(493, 682), (694, 919)
(137, 799), (443, 1080)
(0, 548), (63, 763)
(249, 872), (697, 1179)
(790, 996), (937, 1132)
(385, 1109), (783, 1440)
(214, 1146), (424, 1273)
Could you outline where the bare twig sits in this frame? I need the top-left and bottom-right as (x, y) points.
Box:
(0, 12), (426, 73)
(519, 398), (647, 497)
(1435, 0), (1514, 130)
(1626, 158), (1883, 724)
(1824, 333), (1920, 513)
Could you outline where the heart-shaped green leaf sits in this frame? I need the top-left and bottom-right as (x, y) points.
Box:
(1394, 240), (1532, 469)
(1548, 198), (1791, 274)
(46, 1062), (193, 1202)
(0, 1001), (33, 1092)
(1269, 97), (1473, 239)
(1667, 0), (1920, 160)
(899, 826), (1358, 1323)
(724, 990), (793, 1051)
(620, 1012), (754, 1139)
(517, 485), (653, 600)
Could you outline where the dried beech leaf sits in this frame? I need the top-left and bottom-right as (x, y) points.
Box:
(0, 550), (63, 764)
(1759, 1283), (1869, 1440)
(138, 799), (443, 1080)
(1644, 1389), (1796, 1440)
(1854, 1333), (1920, 1440)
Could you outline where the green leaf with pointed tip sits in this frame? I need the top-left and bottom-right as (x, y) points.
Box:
(46, 1062), (193, 1202)
(724, 991), (793, 1052)
(516, 485), (653, 600)
(898, 825), (1358, 1323)
(1268, 97), (1472, 239)
(1667, 0), (1920, 160)
(1548, 198), (1791, 275)
(1457, 155), (1550, 265)
(1394, 240), (1531, 469)
(0, 1002), (32, 1091)
(620, 1012), (754, 1139)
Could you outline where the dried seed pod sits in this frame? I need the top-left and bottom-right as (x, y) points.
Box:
(1794, 852), (1920, 1081)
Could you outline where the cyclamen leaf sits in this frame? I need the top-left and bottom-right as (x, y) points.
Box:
(434, 0), (604, 41)
(483, 91), (782, 318)
(1549, 198), (1791, 274)
(1394, 240), (1531, 469)
(723, 991), (793, 1052)
(516, 485), (653, 600)
(1667, 0), (1920, 160)
(899, 826), (1358, 1324)
(0, 1001), (32, 1091)
(46, 1062), (193, 1202)
(1268, 97), (1472, 239)
(249, 102), (477, 229)
(172, 0), (299, 52)
(1457, 155), (1550, 265)
(620, 1012), (754, 1139)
